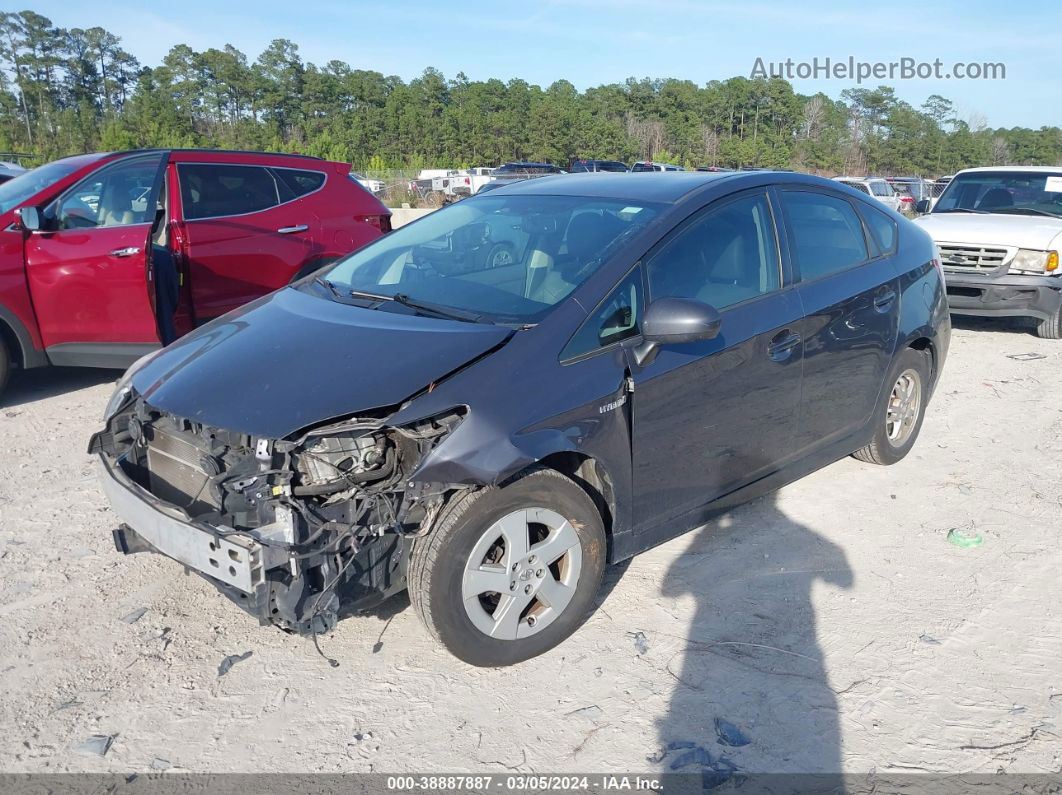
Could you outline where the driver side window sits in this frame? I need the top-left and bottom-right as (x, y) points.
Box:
(52, 155), (162, 230)
(561, 266), (643, 361)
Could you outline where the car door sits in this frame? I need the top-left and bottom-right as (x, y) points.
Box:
(777, 187), (900, 453)
(627, 190), (803, 533)
(23, 153), (165, 359)
(174, 162), (318, 321)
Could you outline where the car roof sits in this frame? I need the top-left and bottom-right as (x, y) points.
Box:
(483, 170), (840, 203)
(954, 166), (1062, 175)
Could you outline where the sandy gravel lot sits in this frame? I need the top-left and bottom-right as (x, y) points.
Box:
(0, 317), (1059, 777)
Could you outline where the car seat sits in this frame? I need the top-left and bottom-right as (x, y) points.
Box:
(978, 188), (1013, 210)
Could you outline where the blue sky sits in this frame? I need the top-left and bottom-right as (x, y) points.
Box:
(23, 0), (1061, 128)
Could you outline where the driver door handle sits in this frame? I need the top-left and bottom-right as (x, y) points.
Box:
(767, 329), (802, 361)
(109, 246), (142, 258)
(277, 224), (309, 234)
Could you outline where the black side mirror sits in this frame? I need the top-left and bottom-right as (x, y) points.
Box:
(915, 199), (930, 214)
(629, 297), (721, 365)
(17, 206), (41, 233)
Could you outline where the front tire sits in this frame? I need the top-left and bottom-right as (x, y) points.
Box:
(409, 468), (606, 667)
(1035, 305), (1062, 340)
(852, 347), (930, 465)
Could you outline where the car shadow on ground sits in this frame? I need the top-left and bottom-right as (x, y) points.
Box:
(950, 315), (1035, 336)
(653, 490), (853, 785)
(1, 366), (120, 410)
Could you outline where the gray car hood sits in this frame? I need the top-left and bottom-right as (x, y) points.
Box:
(131, 286), (511, 438)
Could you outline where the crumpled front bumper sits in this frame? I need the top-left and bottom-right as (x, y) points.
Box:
(98, 453), (272, 618)
(944, 270), (1062, 321)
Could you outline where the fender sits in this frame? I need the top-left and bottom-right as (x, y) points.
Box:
(0, 302), (47, 369)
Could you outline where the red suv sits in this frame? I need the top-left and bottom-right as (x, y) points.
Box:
(0, 149), (391, 396)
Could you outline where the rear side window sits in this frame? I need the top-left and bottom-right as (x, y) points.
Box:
(178, 164), (280, 220)
(273, 168), (325, 199)
(781, 191), (869, 281)
(562, 266), (643, 361)
(631, 163), (655, 172)
(862, 205), (898, 255)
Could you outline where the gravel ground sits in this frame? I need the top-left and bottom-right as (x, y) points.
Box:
(0, 317), (1059, 776)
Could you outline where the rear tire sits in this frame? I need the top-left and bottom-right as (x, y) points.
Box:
(852, 347), (931, 466)
(0, 335), (10, 400)
(409, 468), (606, 667)
(1035, 306), (1062, 339)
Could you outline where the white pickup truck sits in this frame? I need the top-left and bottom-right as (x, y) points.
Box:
(442, 167), (495, 200)
(913, 166), (1062, 338)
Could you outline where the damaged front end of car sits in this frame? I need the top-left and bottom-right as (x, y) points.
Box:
(90, 396), (464, 635)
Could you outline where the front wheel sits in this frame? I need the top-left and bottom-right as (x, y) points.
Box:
(852, 347), (930, 465)
(409, 468), (606, 667)
(1035, 305), (1062, 340)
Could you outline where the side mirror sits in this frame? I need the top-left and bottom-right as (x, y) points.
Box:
(915, 199), (930, 214)
(17, 206), (41, 233)
(630, 297), (721, 365)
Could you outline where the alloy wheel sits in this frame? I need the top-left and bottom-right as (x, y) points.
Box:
(462, 507), (582, 640)
(885, 368), (922, 445)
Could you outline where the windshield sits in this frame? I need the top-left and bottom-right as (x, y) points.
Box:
(934, 171), (1062, 217)
(0, 159), (83, 215)
(320, 195), (661, 323)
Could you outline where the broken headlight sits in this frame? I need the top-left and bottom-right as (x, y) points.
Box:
(102, 350), (160, 421)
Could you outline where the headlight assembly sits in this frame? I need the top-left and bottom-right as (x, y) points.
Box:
(1010, 249), (1059, 274)
(102, 351), (159, 421)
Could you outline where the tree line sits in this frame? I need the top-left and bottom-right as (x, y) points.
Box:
(1, 10), (1060, 176)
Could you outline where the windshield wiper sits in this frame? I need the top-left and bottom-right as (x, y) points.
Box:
(992, 207), (1062, 218)
(934, 208), (989, 214)
(345, 288), (489, 323)
(313, 276), (345, 299)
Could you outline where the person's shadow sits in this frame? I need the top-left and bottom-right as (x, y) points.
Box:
(654, 490), (853, 790)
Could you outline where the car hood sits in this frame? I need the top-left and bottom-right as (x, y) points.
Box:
(131, 287), (512, 439)
(914, 212), (1062, 250)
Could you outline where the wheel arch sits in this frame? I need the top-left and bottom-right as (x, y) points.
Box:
(0, 303), (47, 370)
(904, 334), (937, 385)
(520, 452), (618, 561)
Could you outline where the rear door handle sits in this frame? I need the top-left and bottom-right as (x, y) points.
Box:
(109, 246), (142, 258)
(873, 290), (897, 312)
(277, 224), (309, 234)
(767, 330), (801, 361)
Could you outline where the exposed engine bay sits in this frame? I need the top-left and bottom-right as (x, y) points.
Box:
(90, 397), (464, 635)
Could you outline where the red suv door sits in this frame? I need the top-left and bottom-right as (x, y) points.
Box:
(23, 153), (165, 363)
(174, 161), (318, 321)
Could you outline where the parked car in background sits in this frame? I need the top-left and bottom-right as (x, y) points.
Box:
(0, 148), (391, 397)
(631, 161), (684, 172)
(568, 159), (628, 173)
(832, 176), (902, 212)
(0, 160), (27, 184)
(913, 166), (1062, 338)
(696, 166), (735, 172)
(477, 162), (564, 194)
(93, 170), (949, 666)
(886, 177), (933, 214)
(352, 172), (385, 194)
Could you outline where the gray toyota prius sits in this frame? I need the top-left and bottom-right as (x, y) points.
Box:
(92, 171), (950, 666)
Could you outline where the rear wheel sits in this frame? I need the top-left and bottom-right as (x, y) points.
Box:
(1035, 305), (1062, 340)
(852, 347), (930, 465)
(409, 468), (606, 667)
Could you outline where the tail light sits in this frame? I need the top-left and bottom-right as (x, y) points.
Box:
(356, 214), (392, 234)
(465, 177), (471, 185)
(900, 196), (914, 203)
